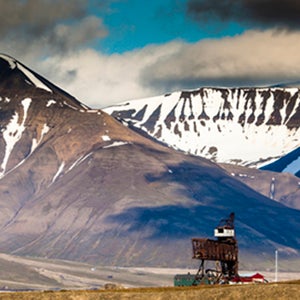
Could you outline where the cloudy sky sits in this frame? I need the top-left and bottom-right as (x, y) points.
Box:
(1, 0), (300, 108)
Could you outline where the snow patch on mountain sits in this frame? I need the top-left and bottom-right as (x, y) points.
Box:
(46, 100), (56, 107)
(52, 162), (65, 183)
(231, 173), (255, 179)
(0, 97), (11, 103)
(68, 153), (93, 172)
(86, 109), (102, 114)
(103, 141), (129, 148)
(0, 98), (31, 177)
(0, 54), (52, 93)
(63, 101), (83, 111)
(31, 123), (50, 154)
(17, 64), (53, 92)
(0, 54), (16, 69)
(102, 135), (111, 141)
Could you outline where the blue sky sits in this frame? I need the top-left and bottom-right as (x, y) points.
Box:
(0, 0), (300, 108)
(96, 0), (245, 54)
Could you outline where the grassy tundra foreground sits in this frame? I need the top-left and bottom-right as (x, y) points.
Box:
(0, 281), (299, 300)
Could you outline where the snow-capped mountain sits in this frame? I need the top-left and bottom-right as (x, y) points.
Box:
(0, 54), (300, 269)
(0, 54), (90, 179)
(104, 88), (300, 175)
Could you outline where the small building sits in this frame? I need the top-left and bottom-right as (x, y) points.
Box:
(174, 273), (213, 286)
(231, 273), (266, 284)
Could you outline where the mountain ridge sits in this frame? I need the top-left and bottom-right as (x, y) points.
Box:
(0, 54), (299, 268)
(104, 87), (300, 174)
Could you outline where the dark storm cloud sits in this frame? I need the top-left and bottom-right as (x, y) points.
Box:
(46, 16), (107, 53)
(0, 0), (108, 57)
(187, 0), (300, 29)
(140, 30), (300, 93)
(0, 0), (86, 35)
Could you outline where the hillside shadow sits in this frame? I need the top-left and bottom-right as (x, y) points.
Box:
(106, 161), (300, 250)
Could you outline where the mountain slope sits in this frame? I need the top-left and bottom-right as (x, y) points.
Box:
(219, 163), (300, 210)
(104, 88), (300, 175)
(0, 54), (300, 269)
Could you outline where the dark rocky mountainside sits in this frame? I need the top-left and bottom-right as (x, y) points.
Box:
(0, 54), (299, 269)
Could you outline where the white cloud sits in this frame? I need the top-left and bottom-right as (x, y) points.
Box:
(2, 29), (300, 109)
(33, 29), (300, 108)
(37, 42), (182, 108)
(141, 29), (300, 91)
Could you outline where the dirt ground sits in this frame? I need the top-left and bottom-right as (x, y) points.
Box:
(0, 281), (299, 300)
